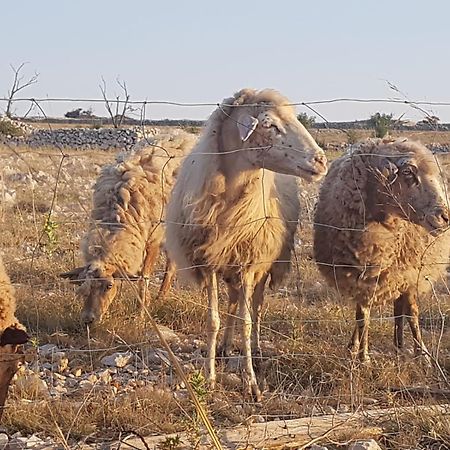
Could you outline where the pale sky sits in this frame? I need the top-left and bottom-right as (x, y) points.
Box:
(1, 0), (449, 122)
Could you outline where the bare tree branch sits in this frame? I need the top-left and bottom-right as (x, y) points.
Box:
(99, 77), (131, 128)
(5, 62), (39, 118)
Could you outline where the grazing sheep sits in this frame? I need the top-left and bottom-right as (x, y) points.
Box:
(61, 131), (196, 324)
(166, 88), (328, 400)
(314, 138), (450, 362)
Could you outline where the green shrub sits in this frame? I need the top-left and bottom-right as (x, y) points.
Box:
(369, 112), (393, 138)
(346, 129), (360, 144)
(0, 119), (24, 137)
(297, 112), (316, 129)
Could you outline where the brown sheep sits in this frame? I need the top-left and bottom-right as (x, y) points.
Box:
(61, 131), (195, 324)
(314, 138), (450, 361)
(166, 88), (327, 400)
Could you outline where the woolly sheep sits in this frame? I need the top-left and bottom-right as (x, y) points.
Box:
(314, 138), (450, 361)
(61, 131), (196, 324)
(0, 255), (26, 333)
(166, 88), (327, 400)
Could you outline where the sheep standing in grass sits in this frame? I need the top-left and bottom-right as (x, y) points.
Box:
(61, 131), (195, 324)
(166, 88), (327, 400)
(314, 139), (450, 361)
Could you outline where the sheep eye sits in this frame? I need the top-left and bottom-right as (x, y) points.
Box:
(106, 282), (113, 290)
(271, 124), (281, 133)
(402, 167), (412, 175)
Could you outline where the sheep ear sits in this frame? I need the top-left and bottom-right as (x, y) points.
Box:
(60, 266), (86, 285)
(237, 115), (258, 142)
(378, 158), (398, 184)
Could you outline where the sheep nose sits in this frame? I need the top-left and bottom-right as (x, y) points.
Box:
(314, 153), (327, 167)
(437, 207), (449, 224)
(81, 311), (96, 325)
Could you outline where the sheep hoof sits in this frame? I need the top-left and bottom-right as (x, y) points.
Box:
(244, 384), (262, 403)
(358, 354), (371, 365)
(217, 344), (234, 358)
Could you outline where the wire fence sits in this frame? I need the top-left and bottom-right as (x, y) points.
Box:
(1, 94), (450, 448)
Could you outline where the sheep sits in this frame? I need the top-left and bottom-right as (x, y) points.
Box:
(165, 88), (328, 400)
(60, 131), (196, 324)
(313, 138), (450, 362)
(0, 255), (26, 332)
(0, 255), (28, 420)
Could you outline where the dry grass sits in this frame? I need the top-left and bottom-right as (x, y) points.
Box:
(1, 137), (450, 448)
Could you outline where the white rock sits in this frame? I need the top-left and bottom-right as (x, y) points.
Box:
(146, 325), (180, 343)
(101, 352), (134, 368)
(348, 440), (382, 450)
(78, 380), (94, 390)
(26, 434), (44, 448)
(97, 369), (112, 384)
(39, 344), (59, 358)
(0, 433), (8, 450)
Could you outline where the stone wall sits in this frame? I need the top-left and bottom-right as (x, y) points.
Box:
(0, 116), (158, 150)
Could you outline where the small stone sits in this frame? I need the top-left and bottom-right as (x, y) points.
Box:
(348, 439), (382, 450)
(78, 380), (93, 390)
(71, 367), (83, 377)
(0, 433), (8, 450)
(337, 403), (350, 413)
(86, 374), (98, 384)
(39, 344), (58, 358)
(98, 369), (112, 384)
(146, 325), (180, 344)
(101, 352), (134, 368)
(65, 378), (79, 388)
(309, 445), (329, 450)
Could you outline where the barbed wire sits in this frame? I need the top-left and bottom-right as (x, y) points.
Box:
(2, 96), (450, 107)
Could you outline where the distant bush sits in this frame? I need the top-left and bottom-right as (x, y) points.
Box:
(0, 119), (24, 137)
(369, 112), (393, 138)
(346, 129), (360, 144)
(297, 112), (316, 129)
(182, 126), (201, 135)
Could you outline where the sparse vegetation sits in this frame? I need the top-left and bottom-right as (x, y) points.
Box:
(297, 112), (316, 129)
(0, 119), (24, 137)
(369, 112), (394, 138)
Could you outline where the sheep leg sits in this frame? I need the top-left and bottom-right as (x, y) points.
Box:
(239, 276), (262, 402)
(218, 283), (239, 357)
(404, 293), (429, 358)
(139, 244), (159, 314)
(358, 304), (371, 362)
(251, 274), (268, 359)
(158, 255), (176, 298)
(394, 295), (405, 350)
(206, 272), (220, 389)
(349, 303), (371, 362)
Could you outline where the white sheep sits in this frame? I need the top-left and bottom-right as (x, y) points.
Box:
(314, 138), (450, 361)
(60, 131), (196, 324)
(166, 88), (327, 400)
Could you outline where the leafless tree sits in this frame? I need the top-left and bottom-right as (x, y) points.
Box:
(99, 77), (134, 128)
(5, 63), (39, 118)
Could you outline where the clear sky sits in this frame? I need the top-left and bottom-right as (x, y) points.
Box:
(1, 0), (449, 122)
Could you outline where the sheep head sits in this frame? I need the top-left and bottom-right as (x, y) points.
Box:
(61, 262), (119, 325)
(220, 89), (327, 182)
(368, 141), (449, 234)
